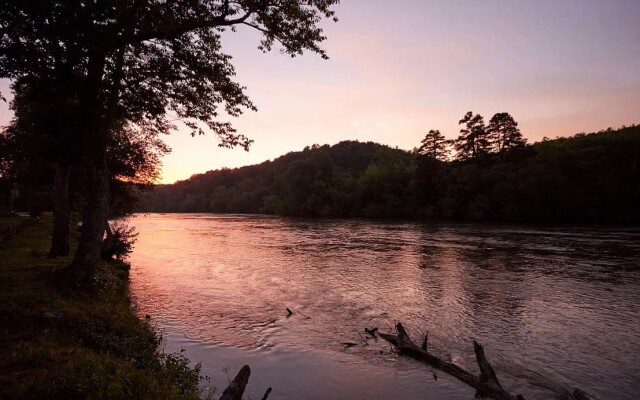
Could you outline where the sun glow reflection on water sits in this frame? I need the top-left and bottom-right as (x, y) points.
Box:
(128, 214), (640, 400)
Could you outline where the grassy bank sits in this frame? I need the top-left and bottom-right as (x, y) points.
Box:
(0, 216), (203, 399)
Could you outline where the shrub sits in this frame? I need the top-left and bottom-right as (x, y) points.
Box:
(101, 220), (138, 260)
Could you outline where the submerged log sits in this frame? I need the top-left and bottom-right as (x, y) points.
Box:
(220, 365), (251, 400)
(558, 388), (593, 400)
(261, 387), (273, 400)
(474, 340), (504, 392)
(379, 323), (593, 400)
(571, 389), (592, 400)
(381, 323), (522, 400)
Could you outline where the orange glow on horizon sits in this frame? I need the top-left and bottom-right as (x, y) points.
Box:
(1, 0), (638, 185)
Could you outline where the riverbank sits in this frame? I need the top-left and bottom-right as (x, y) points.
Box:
(0, 215), (203, 399)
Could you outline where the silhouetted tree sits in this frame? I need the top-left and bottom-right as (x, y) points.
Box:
(1, 76), (79, 256)
(487, 112), (526, 153)
(107, 122), (171, 217)
(3, 78), (168, 257)
(418, 130), (451, 161)
(454, 112), (490, 160)
(1, 1), (339, 287)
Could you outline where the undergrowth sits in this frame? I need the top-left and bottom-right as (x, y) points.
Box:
(0, 215), (205, 399)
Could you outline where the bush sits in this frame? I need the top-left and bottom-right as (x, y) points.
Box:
(101, 220), (138, 260)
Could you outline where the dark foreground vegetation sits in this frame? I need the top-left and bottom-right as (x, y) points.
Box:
(0, 215), (204, 399)
(141, 125), (640, 224)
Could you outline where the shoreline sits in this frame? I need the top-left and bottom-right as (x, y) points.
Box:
(0, 215), (203, 399)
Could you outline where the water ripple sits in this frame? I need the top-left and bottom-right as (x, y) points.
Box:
(129, 214), (640, 400)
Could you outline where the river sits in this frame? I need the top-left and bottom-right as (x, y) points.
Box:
(127, 214), (640, 400)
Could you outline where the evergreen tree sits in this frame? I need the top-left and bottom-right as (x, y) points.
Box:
(454, 111), (490, 160)
(418, 130), (450, 161)
(487, 112), (526, 153)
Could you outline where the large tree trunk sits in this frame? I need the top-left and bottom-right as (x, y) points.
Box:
(68, 48), (111, 288)
(47, 162), (71, 258)
(69, 155), (110, 287)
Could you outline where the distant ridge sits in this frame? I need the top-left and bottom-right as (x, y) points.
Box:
(140, 126), (640, 224)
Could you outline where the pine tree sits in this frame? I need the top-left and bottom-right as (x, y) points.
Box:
(487, 112), (526, 153)
(454, 112), (490, 160)
(418, 130), (450, 161)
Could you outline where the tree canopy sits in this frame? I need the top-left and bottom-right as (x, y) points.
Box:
(418, 130), (450, 161)
(455, 111), (490, 160)
(0, 0), (340, 286)
(487, 112), (526, 153)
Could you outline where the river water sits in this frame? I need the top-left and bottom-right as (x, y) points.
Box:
(128, 214), (640, 400)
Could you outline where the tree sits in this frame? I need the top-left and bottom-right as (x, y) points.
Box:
(418, 130), (451, 161)
(107, 121), (172, 217)
(2, 78), (168, 256)
(415, 130), (449, 208)
(1, 0), (339, 287)
(5, 76), (83, 257)
(454, 111), (490, 160)
(487, 112), (526, 153)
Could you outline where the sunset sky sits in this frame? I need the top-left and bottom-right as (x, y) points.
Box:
(1, 0), (639, 183)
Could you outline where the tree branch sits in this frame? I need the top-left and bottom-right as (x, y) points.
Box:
(120, 11), (254, 47)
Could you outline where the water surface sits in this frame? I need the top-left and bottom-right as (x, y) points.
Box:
(128, 214), (640, 399)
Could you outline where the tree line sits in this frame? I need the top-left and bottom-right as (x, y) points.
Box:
(140, 123), (640, 224)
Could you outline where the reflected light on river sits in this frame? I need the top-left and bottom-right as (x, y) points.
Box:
(128, 214), (640, 400)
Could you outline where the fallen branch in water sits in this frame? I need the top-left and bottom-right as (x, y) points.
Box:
(219, 365), (251, 400)
(364, 327), (378, 337)
(378, 323), (593, 400)
(355, 329), (369, 345)
(261, 386), (273, 400)
(218, 365), (273, 400)
(285, 307), (311, 319)
(380, 323), (520, 400)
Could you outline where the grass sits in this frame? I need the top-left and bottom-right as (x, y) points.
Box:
(0, 215), (205, 399)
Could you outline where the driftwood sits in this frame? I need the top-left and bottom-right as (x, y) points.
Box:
(558, 388), (594, 400)
(286, 307), (311, 319)
(219, 365), (251, 400)
(261, 387), (273, 400)
(379, 323), (521, 400)
(379, 323), (592, 400)
(218, 365), (274, 400)
(364, 327), (378, 337)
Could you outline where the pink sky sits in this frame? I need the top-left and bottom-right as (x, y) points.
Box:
(2, 0), (639, 183)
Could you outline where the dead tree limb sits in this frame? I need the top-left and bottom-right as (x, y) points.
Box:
(570, 389), (592, 400)
(219, 365), (251, 400)
(261, 386), (273, 400)
(380, 323), (523, 400)
(474, 340), (504, 392)
(379, 322), (594, 400)
(558, 388), (594, 400)
(421, 331), (429, 351)
(355, 329), (368, 345)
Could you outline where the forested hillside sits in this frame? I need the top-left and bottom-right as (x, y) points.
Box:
(140, 125), (640, 223)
